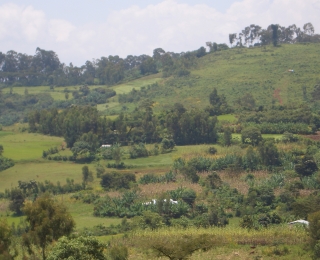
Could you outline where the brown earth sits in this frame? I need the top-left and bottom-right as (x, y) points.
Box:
(273, 88), (283, 105)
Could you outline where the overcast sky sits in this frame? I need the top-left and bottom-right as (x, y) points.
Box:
(0, 0), (319, 65)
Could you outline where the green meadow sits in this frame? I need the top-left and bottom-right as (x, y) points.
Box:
(217, 114), (237, 122)
(131, 44), (320, 112)
(0, 132), (63, 161)
(0, 129), (285, 193)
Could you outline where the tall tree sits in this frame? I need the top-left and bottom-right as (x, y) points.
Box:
(271, 24), (279, 46)
(23, 193), (75, 260)
(229, 33), (237, 47)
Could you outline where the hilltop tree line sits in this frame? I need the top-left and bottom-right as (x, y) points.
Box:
(228, 22), (320, 47)
(1, 23), (318, 88)
(0, 46), (203, 87)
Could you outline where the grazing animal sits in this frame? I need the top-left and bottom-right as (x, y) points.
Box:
(142, 199), (178, 205)
(288, 220), (309, 226)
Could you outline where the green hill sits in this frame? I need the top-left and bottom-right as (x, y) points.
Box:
(109, 43), (320, 113)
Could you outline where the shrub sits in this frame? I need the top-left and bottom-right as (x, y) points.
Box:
(95, 164), (105, 178)
(100, 172), (136, 190)
(139, 171), (176, 185)
(139, 234), (216, 260)
(241, 126), (262, 146)
(131, 211), (163, 230)
(181, 188), (196, 206)
(71, 191), (100, 204)
(0, 156), (15, 172)
(106, 162), (131, 169)
(109, 245), (128, 260)
(292, 195), (320, 219)
(129, 143), (148, 159)
(309, 211), (320, 249)
(240, 215), (255, 229)
(258, 139), (281, 166)
(203, 172), (222, 190)
(180, 165), (199, 183)
(295, 155), (318, 178)
(187, 156), (213, 172)
(208, 147), (217, 154)
(161, 138), (175, 153)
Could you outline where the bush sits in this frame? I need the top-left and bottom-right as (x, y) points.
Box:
(100, 172), (136, 190)
(0, 156), (15, 172)
(107, 162), (131, 169)
(109, 245), (129, 260)
(161, 138), (175, 153)
(180, 165), (199, 183)
(71, 191), (100, 204)
(129, 143), (148, 159)
(258, 139), (281, 167)
(240, 215), (256, 229)
(208, 147), (217, 154)
(181, 188), (196, 206)
(241, 126), (262, 146)
(187, 156), (213, 172)
(295, 155), (318, 178)
(139, 171), (176, 185)
(203, 172), (222, 190)
(309, 211), (320, 249)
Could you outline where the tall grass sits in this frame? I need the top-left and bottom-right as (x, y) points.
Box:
(126, 225), (308, 248)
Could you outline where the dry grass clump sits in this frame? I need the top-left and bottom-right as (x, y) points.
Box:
(117, 225), (308, 259)
(218, 170), (268, 195)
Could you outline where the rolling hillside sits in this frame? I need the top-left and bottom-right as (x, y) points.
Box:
(134, 43), (320, 112)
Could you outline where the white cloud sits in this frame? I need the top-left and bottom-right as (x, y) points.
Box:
(0, 4), (45, 41)
(49, 19), (75, 42)
(0, 0), (319, 65)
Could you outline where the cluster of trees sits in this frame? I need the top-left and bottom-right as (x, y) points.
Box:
(229, 22), (320, 47)
(233, 93), (320, 134)
(0, 45), (205, 87)
(0, 144), (14, 171)
(28, 94), (219, 149)
(0, 84), (116, 125)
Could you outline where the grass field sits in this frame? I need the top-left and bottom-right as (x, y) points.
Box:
(232, 133), (283, 141)
(57, 196), (122, 230)
(97, 75), (162, 114)
(217, 114), (237, 122)
(0, 132), (64, 161)
(0, 162), (84, 192)
(2, 86), (67, 101)
(124, 43), (320, 112)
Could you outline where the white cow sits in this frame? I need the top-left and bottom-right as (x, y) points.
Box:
(288, 220), (309, 226)
(143, 199), (178, 205)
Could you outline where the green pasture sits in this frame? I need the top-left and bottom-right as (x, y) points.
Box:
(2, 86), (67, 101)
(232, 133), (283, 141)
(217, 114), (237, 122)
(0, 161), (84, 192)
(95, 76), (162, 114)
(0, 132), (64, 161)
(59, 197), (122, 230)
(111, 76), (161, 95)
(128, 44), (320, 111)
(112, 144), (244, 168)
(0, 197), (121, 231)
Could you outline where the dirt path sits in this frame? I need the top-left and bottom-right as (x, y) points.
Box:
(273, 88), (283, 105)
